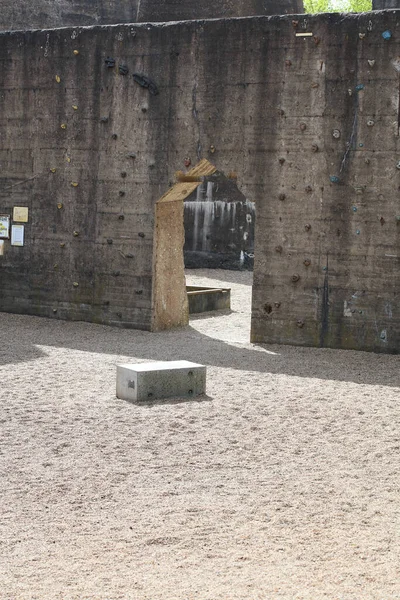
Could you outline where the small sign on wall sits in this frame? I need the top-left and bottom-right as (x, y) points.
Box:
(0, 215), (10, 239)
(11, 224), (24, 246)
(13, 207), (29, 222)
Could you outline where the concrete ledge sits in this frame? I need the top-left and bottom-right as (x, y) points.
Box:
(116, 360), (206, 402)
(187, 286), (231, 314)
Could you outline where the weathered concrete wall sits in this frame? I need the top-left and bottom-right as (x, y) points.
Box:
(138, 0), (304, 22)
(373, 0), (400, 8)
(0, 13), (399, 350)
(0, 1), (139, 31)
(0, 0), (303, 33)
(184, 174), (256, 270)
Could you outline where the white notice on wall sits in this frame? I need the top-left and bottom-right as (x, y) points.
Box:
(11, 224), (24, 246)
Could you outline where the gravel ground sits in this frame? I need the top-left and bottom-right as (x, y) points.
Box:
(0, 269), (399, 600)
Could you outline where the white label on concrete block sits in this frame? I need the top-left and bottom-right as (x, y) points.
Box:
(116, 360), (206, 402)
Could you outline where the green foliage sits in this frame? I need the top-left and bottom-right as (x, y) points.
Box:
(303, 0), (372, 12)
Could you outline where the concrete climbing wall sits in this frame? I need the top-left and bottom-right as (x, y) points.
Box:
(0, 12), (398, 350)
(0, 0), (303, 33)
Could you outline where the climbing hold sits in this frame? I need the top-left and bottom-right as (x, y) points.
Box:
(274, 302), (281, 308)
(132, 73), (159, 96)
(311, 82), (319, 89)
(138, 232), (145, 238)
(382, 30), (392, 40)
(352, 206), (357, 212)
(53, 308), (57, 313)
(303, 259), (311, 266)
(121, 172), (127, 178)
(119, 191), (125, 197)
(66, 157), (71, 163)
(396, 216), (400, 222)
(275, 245), (283, 253)
(119, 64), (129, 76)
(368, 59), (375, 67)
(332, 129), (340, 139)
(305, 186), (312, 193)
(210, 145), (216, 154)
(365, 158), (370, 165)
(50, 168), (56, 173)
(184, 157), (191, 168)
(55, 75), (61, 83)
(285, 60), (292, 67)
(396, 160), (400, 170)
(135, 290), (143, 295)
(296, 320), (305, 328)
(57, 203), (63, 209)
(72, 105), (78, 110)
(380, 217), (385, 225)
(359, 33), (366, 40)
(100, 116), (109, 123)
(73, 50), (79, 55)
(73, 231), (79, 236)
(367, 120), (375, 127)
(60, 123), (67, 129)
(279, 158), (285, 165)
(355, 84), (365, 92)
(279, 193), (286, 201)
(330, 175), (340, 183)
(356, 229), (361, 235)
(112, 133), (118, 140)
(305, 224), (311, 231)
(71, 182), (79, 187)
(73, 282), (79, 287)
(322, 266), (327, 272)
(126, 153), (137, 159)
(278, 109), (285, 116)
(311, 144), (319, 153)
(116, 313), (122, 318)
(118, 214), (125, 220)
(313, 36), (320, 46)
(141, 106), (148, 113)
(291, 274), (300, 282)
(112, 271), (120, 276)
(53, 263), (58, 270)
(105, 57), (116, 68)
(107, 239), (113, 244)
(348, 88), (353, 96)
(300, 122), (307, 131)
(60, 243), (65, 248)
(126, 253), (134, 259)
(359, 143), (364, 148)
(263, 304), (273, 314)
(292, 20), (299, 27)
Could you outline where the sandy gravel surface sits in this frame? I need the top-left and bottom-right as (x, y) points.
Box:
(1, 269), (399, 600)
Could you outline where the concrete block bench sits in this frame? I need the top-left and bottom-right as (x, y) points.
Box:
(116, 360), (206, 402)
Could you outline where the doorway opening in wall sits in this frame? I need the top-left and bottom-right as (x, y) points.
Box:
(152, 159), (255, 345)
(183, 165), (255, 346)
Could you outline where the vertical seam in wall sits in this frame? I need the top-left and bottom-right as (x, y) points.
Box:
(136, 0), (142, 21)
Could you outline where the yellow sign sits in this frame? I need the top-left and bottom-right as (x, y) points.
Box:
(13, 207), (29, 222)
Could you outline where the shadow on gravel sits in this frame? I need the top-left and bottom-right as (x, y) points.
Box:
(1, 313), (399, 388)
(124, 394), (214, 408)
